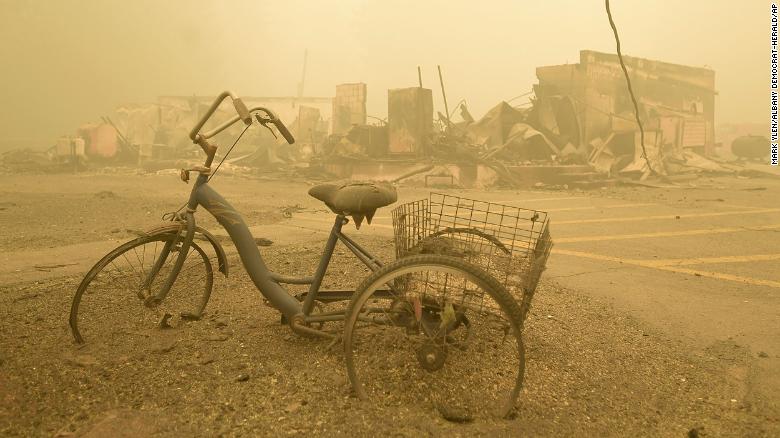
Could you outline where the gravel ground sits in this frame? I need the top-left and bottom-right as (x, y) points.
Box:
(1, 172), (777, 436)
(1, 234), (775, 437)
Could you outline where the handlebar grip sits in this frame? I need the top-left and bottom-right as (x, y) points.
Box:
(233, 98), (252, 125)
(273, 119), (295, 144)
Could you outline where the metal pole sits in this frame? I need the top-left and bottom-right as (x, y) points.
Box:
(297, 49), (308, 102)
(417, 66), (426, 156)
(297, 49), (308, 135)
(437, 65), (451, 132)
(71, 139), (77, 174)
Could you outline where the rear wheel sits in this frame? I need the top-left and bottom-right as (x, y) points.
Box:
(69, 232), (214, 348)
(343, 254), (525, 419)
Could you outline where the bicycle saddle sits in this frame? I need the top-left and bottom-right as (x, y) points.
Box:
(308, 181), (397, 228)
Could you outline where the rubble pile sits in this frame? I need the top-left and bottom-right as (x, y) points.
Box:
(9, 50), (774, 187)
(313, 51), (773, 189)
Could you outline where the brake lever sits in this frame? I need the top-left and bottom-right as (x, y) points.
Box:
(255, 114), (278, 139)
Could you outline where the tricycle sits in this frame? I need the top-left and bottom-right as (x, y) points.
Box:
(69, 91), (552, 419)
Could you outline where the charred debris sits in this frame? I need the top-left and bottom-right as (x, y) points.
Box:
(5, 49), (774, 187)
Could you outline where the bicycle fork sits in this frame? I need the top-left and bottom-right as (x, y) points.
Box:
(142, 212), (196, 306)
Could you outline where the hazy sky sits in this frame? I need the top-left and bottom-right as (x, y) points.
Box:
(0, 0), (766, 147)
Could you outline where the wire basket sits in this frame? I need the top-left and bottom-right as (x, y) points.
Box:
(391, 193), (553, 321)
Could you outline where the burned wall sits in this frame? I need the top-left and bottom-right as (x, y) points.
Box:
(535, 49), (717, 157)
(332, 83), (367, 135)
(387, 87), (433, 155)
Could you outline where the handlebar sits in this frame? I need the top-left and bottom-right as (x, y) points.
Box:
(189, 91), (249, 141)
(188, 91), (295, 154)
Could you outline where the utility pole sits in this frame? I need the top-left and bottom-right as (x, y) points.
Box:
(296, 49), (308, 135)
(437, 65), (452, 132)
(296, 49), (308, 105)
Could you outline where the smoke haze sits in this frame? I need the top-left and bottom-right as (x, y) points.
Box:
(0, 0), (764, 148)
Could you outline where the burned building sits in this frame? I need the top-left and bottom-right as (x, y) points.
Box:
(534, 50), (716, 175)
(332, 83), (368, 135)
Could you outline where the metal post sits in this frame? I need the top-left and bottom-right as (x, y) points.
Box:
(71, 139), (77, 174)
(417, 66), (425, 156)
(437, 65), (451, 132)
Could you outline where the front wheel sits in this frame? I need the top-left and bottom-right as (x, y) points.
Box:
(343, 254), (526, 419)
(69, 232), (215, 348)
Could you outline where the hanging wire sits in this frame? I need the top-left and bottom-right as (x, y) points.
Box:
(605, 0), (656, 175)
(162, 122), (252, 221)
(208, 123), (251, 182)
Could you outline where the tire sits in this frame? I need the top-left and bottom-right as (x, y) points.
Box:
(69, 232), (214, 348)
(343, 254), (525, 419)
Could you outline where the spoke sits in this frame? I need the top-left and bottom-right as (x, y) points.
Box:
(177, 259), (210, 275)
(141, 240), (148, 276)
(132, 246), (148, 284)
(171, 271), (210, 288)
(119, 251), (143, 283)
(102, 260), (134, 285)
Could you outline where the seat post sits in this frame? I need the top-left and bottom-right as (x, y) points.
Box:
(302, 214), (346, 315)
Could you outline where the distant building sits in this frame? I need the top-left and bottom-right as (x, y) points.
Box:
(534, 50), (716, 158)
(332, 83), (367, 135)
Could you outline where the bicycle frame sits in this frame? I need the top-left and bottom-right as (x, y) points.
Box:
(148, 170), (387, 332)
(145, 91), (390, 334)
